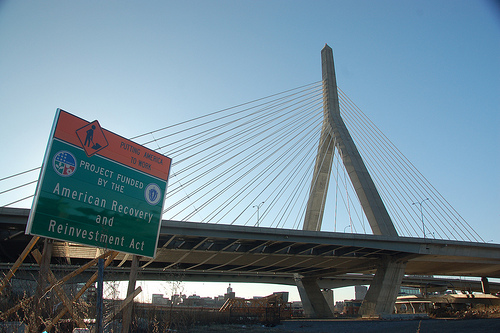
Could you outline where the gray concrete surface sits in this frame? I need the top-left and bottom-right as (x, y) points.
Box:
(187, 319), (500, 333)
(279, 318), (500, 333)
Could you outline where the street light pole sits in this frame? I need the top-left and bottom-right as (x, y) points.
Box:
(253, 202), (264, 227)
(412, 198), (429, 238)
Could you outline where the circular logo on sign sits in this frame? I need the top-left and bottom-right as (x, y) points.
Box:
(53, 151), (77, 177)
(145, 183), (162, 205)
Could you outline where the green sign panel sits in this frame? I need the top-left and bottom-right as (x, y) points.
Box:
(26, 109), (171, 258)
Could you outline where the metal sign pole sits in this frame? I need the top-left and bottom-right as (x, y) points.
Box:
(122, 255), (139, 333)
(96, 258), (104, 333)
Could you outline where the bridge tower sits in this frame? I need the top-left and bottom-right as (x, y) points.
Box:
(297, 44), (406, 318)
(303, 44), (397, 236)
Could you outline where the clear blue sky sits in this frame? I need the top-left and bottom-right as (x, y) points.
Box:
(1, 0), (499, 302)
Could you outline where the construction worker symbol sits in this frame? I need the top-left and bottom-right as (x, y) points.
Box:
(76, 120), (109, 157)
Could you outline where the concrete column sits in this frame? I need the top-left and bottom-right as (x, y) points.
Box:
(358, 258), (406, 317)
(481, 277), (490, 294)
(322, 289), (335, 314)
(295, 274), (333, 318)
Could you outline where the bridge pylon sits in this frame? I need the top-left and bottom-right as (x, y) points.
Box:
(303, 44), (397, 236)
(298, 44), (405, 318)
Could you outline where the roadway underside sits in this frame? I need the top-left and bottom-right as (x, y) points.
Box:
(2, 208), (500, 291)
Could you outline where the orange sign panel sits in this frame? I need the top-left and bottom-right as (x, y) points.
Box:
(54, 110), (170, 181)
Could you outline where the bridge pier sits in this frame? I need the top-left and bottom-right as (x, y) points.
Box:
(294, 274), (333, 318)
(359, 257), (406, 317)
(481, 276), (490, 294)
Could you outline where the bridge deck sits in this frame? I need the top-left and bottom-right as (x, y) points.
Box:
(1, 207), (500, 283)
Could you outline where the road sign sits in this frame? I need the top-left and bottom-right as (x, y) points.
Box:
(26, 109), (172, 258)
(75, 120), (108, 156)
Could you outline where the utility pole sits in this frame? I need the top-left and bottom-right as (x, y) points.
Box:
(253, 202), (264, 226)
(412, 198), (429, 238)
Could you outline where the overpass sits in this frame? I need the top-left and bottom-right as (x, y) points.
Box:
(2, 207), (499, 287)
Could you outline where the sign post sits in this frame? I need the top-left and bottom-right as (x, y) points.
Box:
(26, 109), (171, 258)
(96, 258), (104, 333)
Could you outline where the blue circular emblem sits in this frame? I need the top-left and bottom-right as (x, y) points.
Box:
(145, 183), (162, 205)
(53, 151), (77, 177)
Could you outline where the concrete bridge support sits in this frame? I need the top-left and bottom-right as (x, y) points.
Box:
(300, 44), (404, 318)
(295, 274), (333, 318)
(358, 258), (406, 317)
(481, 276), (491, 294)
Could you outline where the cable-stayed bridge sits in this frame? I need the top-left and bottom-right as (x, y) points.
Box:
(1, 45), (499, 318)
